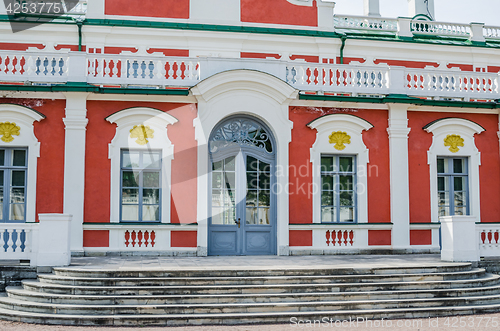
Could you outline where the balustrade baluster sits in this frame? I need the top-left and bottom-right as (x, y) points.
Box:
(14, 56), (22, 75)
(7, 55), (14, 75)
(104, 59), (111, 78)
(6, 229), (14, 253)
(186, 61), (194, 81)
(176, 61), (182, 80)
(167, 61), (174, 80)
(153, 60), (161, 80)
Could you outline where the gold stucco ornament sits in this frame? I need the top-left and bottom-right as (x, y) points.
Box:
(444, 134), (464, 153)
(329, 131), (351, 151)
(130, 125), (154, 145)
(0, 122), (21, 143)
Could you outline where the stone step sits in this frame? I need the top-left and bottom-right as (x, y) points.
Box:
(1, 303), (500, 326)
(2, 293), (500, 316)
(52, 263), (473, 278)
(7, 284), (500, 305)
(20, 274), (500, 296)
(36, 268), (486, 286)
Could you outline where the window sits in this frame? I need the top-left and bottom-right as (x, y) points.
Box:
(320, 155), (356, 223)
(0, 148), (27, 223)
(437, 157), (468, 216)
(120, 150), (161, 222)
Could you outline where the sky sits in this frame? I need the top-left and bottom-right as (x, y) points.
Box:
(332, 0), (500, 26)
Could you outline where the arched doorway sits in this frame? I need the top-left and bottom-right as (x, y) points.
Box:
(208, 116), (276, 255)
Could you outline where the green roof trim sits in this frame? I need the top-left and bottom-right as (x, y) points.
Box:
(0, 83), (190, 96)
(2, 14), (500, 49)
(299, 93), (500, 109)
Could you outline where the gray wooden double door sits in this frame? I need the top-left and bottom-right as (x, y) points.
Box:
(208, 117), (276, 256)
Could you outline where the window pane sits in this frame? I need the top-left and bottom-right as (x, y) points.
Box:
(212, 161), (222, 171)
(257, 208), (270, 225)
(224, 190), (235, 207)
(225, 173), (236, 190)
(0, 170), (3, 186)
(321, 157), (334, 172)
(142, 205), (159, 221)
(246, 190), (257, 207)
(259, 161), (270, 173)
(258, 191), (270, 207)
(10, 204), (24, 221)
(339, 175), (353, 191)
(225, 156), (235, 172)
(321, 207), (334, 223)
(437, 176), (446, 191)
(247, 173), (257, 189)
(339, 207), (354, 222)
(143, 152), (161, 169)
(122, 151), (140, 168)
(321, 191), (333, 206)
(0, 150), (4, 166)
(12, 150), (26, 167)
(437, 158), (445, 173)
(247, 156), (258, 171)
(143, 172), (160, 188)
(122, 189), (139, 204)
(11, 170), (25, 187)
(122, 205), (139, 221)
(322, 175), (333, 191)
(212, 172), (223, 188)
(143, 189), (159, 204)
(438, 192), (449, 206)
(339, 157), (353, 172)
(454, 206), (466, 216)
(212, 189), (222, 207)
(211, 207), (223, 224)
(454, 192), (466, 206)
(454, 177), (465, 191)
(259, 173), (270, 190)
(438, 206), (449, 217)
(10, 188), (24, 203)
(246, 207), (257, 225)
(340, 192), (353, 206)
(122, 171), (139, 187)
(453, 159), (464, 174)
(0, 188), (3, 220)
(223, 208), (235, 225)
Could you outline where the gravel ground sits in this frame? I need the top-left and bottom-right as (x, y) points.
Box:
(2, 313), (500, 331)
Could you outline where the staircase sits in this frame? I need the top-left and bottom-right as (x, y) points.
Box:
(0, 263), (500, 326)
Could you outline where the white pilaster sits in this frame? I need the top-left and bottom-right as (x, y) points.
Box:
(387, 104), (411, 249)
(62, 92), (89, 254)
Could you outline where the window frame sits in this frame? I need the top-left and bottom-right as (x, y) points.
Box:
(320, 154), (357, 223)
(119, 149), (162, 223)
(0, 147), (28, 223)
(437, 157), (469, 217)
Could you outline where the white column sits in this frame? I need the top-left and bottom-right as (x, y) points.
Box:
(387, 104), (411, 249)
(63, 92), (89, 254)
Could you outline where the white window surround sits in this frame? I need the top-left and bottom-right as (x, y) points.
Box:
(0, 104), (44, 223)
(424, 118), (484, 224)
(106, 107), (178, 224)
(308, 114), (374, 224)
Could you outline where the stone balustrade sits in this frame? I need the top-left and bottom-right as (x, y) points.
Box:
(1, 50), (499, 101)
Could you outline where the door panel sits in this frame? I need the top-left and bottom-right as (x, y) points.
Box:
(209, 152), (275, 256)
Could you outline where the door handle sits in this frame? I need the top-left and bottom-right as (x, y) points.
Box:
(234, 218), (241, 228)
